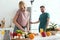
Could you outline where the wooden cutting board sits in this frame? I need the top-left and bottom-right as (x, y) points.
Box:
(11, 38), (31, 40)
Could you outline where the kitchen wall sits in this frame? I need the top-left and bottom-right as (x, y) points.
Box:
(30, 0), (60, 33)
(0, 0), (60, 33)
(0, 0), (31, 28)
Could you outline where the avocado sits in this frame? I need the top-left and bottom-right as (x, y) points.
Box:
(16, 30), (24, 34)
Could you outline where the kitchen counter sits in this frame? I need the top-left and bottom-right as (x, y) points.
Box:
(11, 32), (60, 40)
(34, 33), (60, 40)
(11, 34), (60, 40)
(0, 28), (60, 40)
(0, 27), (13, 30)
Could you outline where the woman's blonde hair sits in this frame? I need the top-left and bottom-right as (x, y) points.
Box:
(19, 1), (25, 5)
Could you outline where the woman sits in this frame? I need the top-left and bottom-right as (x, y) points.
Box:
(13, 1), (30, 32)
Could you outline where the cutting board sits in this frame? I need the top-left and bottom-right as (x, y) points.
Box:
(11, 38), (31, 40)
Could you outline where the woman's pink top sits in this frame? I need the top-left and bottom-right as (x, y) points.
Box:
(16, 9), (30, 26)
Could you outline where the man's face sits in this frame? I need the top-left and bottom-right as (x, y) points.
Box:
(40, 7), (45, 12)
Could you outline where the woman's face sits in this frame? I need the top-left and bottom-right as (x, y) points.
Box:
(19, 4), (25, 11)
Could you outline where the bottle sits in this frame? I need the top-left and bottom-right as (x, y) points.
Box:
(0, 21), (2, 28)
(1, 18), (5, 28)
(40, 28), (43, 33)
(0, 23), (1, 28)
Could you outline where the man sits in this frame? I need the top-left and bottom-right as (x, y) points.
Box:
(31, 6), (50, 32)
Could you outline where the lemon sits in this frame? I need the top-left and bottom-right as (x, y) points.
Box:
(40, 28), (43, 33)
(1, 30), (5, 35)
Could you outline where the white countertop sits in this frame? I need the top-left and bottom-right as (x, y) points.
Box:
(34, 34), (60, 40)
(0, 28), (60, 40)
(0, 27), (13, 30)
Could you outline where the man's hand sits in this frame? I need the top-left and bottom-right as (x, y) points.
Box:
(30, 20), (40, 24)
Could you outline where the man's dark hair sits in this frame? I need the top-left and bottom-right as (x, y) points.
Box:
(40, 6), (45, 8)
